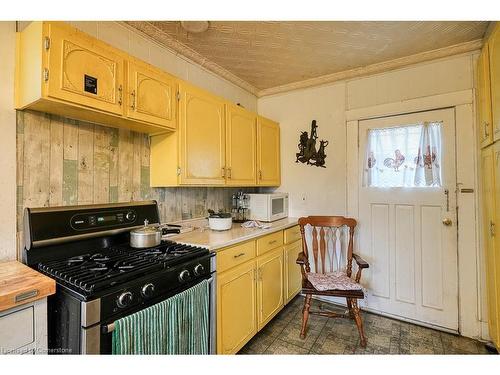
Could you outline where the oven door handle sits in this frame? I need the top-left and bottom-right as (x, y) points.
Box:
(101, 274), (216, 337)
(103, 322), (116, 334)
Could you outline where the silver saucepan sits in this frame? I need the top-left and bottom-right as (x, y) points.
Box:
(130, 220), (163, 248)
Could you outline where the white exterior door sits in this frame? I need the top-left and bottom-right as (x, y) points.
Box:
(357, 108), (458, 331)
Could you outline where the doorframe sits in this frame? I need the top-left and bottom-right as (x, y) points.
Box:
(345, 89), (485, 340)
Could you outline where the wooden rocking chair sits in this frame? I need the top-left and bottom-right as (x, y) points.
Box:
(296, 216), (369, 347)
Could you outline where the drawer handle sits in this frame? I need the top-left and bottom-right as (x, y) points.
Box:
(269, 240), (277, 245)
(15, 289), (39, 303)
(233, 252), (246, 258)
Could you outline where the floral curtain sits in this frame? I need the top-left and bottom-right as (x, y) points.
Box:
(363, 122), (442, 187)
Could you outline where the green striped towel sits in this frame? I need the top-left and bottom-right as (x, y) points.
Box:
(112, 279), (210, 355)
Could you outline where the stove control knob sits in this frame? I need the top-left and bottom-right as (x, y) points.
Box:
(178, 270), (191, 282)
(141, 283), (155, 298)
(117, 291), (133, 308)
(125, 211), (136, 221)
(193, 264), (205, 276)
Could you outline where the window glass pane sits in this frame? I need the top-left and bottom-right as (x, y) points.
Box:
(363, 122), (442, 188)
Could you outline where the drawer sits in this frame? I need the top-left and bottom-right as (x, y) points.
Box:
(217, 241), (256, 273)
(0, 306), (34, 353)
(284, 225), (301, 244)
(256, 231), (284, 256)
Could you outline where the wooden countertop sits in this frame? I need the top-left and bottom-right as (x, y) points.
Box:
(170, 217), (299, 251)
(0, 261), (56, 312)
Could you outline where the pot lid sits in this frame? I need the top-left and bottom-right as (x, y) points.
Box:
(131, 219), (160, 234)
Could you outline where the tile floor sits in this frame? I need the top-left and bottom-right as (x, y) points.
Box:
(238, 296), (492, 355)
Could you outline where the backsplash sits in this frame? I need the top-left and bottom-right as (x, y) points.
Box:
(16, 110), (256, 253)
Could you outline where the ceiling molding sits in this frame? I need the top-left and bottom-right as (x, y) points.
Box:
(257, 39), (483, 97)
(121, 21), (259, 96)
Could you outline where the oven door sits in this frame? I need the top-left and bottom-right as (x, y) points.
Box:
(85, 274), (216, 354)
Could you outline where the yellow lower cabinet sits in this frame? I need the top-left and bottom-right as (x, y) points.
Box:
(217, 260), (257, 354)
(256, 247), (284, 330)
(284, 240), (303, 303)
(482, 146), (499, 348)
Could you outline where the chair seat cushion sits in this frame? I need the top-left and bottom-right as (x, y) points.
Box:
(306, 271), (362, 292)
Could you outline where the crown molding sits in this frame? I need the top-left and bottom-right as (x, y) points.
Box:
(257, 39), (483, 97)
(121, 21), (259, 96)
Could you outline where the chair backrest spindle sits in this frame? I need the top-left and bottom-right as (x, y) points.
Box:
(298, 216), (357, 276)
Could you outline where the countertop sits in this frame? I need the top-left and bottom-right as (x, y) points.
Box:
(0, 261), (56, 313)
(169, 217), (299, 251)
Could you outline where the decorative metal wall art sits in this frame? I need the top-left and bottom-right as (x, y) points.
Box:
(295, 120), (329, 168)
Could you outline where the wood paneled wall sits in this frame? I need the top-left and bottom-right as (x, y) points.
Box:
(16, 110), (253, 254)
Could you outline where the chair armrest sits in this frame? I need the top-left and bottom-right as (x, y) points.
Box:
(296, 252), (308, 265)
(353, 253), (369, 269)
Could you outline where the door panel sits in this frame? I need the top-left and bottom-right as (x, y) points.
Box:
(257, 117), (281, 186)
(226, 104), (257, 186)
(46, 23), (124, 115)
(179, 82), (226, 185)
(217, 261), (257, 354)
(477, 46), (494, 148)
(395, 205), (415, 304)
(284, 240), (303, 303)
(485, 144), (500, 347)
(489, 26), (500, 141)
(358, 108), (458, 330)
(257, 247), (284, 329)
(127, 60), (176, 128)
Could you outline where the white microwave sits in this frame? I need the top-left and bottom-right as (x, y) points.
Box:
(247, 193), (289, 222)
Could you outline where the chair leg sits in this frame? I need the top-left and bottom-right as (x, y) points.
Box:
(300, 294), (312, 339)
(351, 299), (367, 347)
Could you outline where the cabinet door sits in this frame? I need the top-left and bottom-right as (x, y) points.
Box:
(256, 247), (284, 330)
(481, 146), (499, 347)
(46, 22), (124, 115)
(489, 25), (500, 142)
(257, 116), (281, 186)
(127, 60), (176, 129)
(178, 82), (226, 185)
(284, 240), (303, 303)
(493, 142), (500, 347)
(477, 46), (494, 148)
(225, 104), (257, 186)
(217, 261), (257, 354)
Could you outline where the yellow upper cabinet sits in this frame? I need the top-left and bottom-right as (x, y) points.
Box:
(477, 45), (494, 148)
(15, 21), (173, 134)
(178, 81), (226, 185)
(257, 116), (281, 186)
(225, 104), (257, 186)
(489, 24), (500, 142)
(45, 22), (124, 116)
(126, 59), (177, 129)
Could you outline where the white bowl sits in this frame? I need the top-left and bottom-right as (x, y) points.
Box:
(208, 217), (233, 231)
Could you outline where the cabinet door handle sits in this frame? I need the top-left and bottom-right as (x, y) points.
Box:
(118, 85), (123, 106)
(484, 122), (490, 138)
(233, 252), (246, 258)
(227, 168), (232, 179)
(130, 90), (136, 110)
(258, 170), (262, 180)
(490, 221), (496, 237)
(221, 167), (226, 178)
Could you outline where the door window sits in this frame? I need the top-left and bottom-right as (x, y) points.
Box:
(363, 122), (442, 187)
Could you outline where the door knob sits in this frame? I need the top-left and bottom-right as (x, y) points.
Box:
(442, 218), (452, 226)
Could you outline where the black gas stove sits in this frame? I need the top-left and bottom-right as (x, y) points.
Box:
(22, 201), (216, 354)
